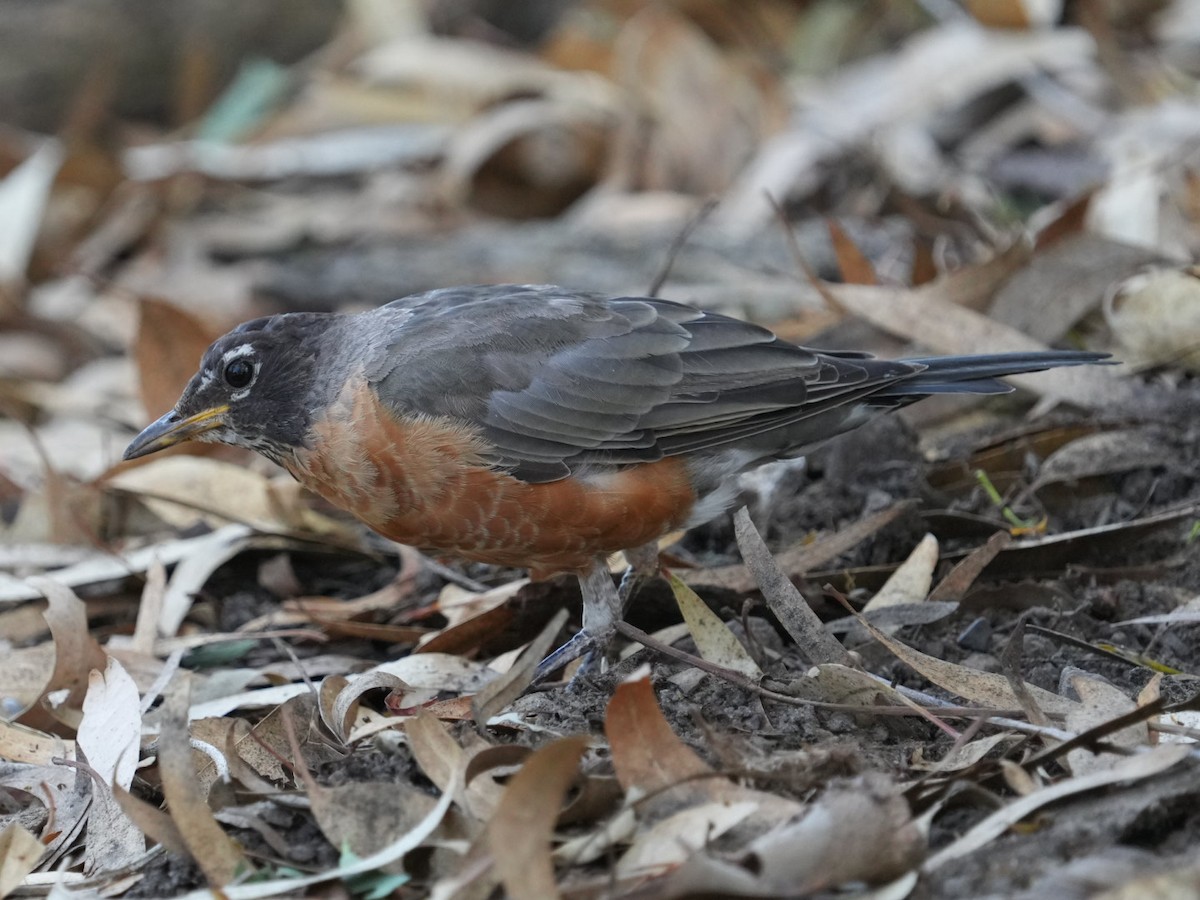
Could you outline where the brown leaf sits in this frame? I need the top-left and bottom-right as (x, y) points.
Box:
(131, 296), (221, 420)
(487, 735), (589, 900)
(28, 576), (107, 725)
(929, 530), (1012, 602)
(157, 679), (250, 886)
(605, 676), (712, 797)
(827, 219), (878, 285)
(472, 607), (568, 726)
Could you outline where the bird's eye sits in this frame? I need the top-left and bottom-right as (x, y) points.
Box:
(224, 359), (254, 389)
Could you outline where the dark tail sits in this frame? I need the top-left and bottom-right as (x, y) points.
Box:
(882, 350), (1113, 397)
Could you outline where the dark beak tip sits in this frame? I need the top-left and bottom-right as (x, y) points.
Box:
(122, 410), (183, 462)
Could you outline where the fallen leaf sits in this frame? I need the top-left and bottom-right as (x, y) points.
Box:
(846, 596), (1079, 715)
(157, 678), (249, 886)
(605, 676), (713, 801)
(0, 824), (44, 899)
(472, 608), (567, 724)
(130, 297), (224, 422)
(0, 138), (63, 284)
(78, 657), (144, 873)
(733, 508), (852, 666)
(487, 735), (589, 900)
(925, 744), (1190, 872)
(667, 573), (762, 680)
(862, 533), (939, 612)
(1064, 676), (1147, 775)
(27, 576), (108, 725)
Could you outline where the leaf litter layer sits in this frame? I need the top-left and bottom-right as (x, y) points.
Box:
(4, 1), (1200, 897)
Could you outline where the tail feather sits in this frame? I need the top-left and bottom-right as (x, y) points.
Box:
(881, 350), (1112, 397)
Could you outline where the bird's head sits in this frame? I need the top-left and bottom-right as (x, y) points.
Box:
(123, 312), (331, 465)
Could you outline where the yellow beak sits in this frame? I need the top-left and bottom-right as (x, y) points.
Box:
(123, 405), (230, 460)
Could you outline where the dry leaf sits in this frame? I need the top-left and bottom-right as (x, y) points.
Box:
(78, 657), (144, 873)
(733, 508), (853, 666)
(28, 576), (108, 725)
(131, 297), (223, 422)
(605, 676), (713, 801)
(1064, 676), (1147, 775)
(0, 824), (44, 899)
(157, 679), (249, 886)
(1105, 266), (1200, 371)
(487, 735), (589, 900)
(0, 138), (63, 284)
(862, 534), (939, 612)
(848, 598), (1080, 716)
(925, 744), (1190, 872)
(667, 573), (762, 680)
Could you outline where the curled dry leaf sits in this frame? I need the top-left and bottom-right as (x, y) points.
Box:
(322, 670), (408, 744)
(1105, 266), (1200, 371)
(27, 576), (108, 725)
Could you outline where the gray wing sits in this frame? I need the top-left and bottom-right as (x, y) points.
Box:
(360, 285), (917, 482)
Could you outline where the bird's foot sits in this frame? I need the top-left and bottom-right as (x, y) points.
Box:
(532, 560), (624, 686)
(531, 627), (612, 687)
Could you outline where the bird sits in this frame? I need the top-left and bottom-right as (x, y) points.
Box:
(123, 284), (1110, 678)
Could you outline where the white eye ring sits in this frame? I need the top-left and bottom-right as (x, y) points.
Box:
(220, 344), (258, 399)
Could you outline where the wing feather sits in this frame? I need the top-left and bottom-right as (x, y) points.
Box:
(362, 285), (917, 482)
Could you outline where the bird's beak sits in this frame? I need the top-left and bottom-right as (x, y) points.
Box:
(123, 405), (230, 460)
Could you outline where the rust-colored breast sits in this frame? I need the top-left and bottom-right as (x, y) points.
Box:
(284, 377), (696, 574)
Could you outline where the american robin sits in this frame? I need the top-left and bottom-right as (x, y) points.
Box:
(124, 284), (1109, 676)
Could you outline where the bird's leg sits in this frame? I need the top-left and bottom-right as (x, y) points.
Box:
(617, 542), (660, 612)
(533, 558), (621, 683)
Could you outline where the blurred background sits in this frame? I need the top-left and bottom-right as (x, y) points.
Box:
(3, 0), (1200, 517)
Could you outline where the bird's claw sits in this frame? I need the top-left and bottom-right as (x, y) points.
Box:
(532, 626), (617, 686)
